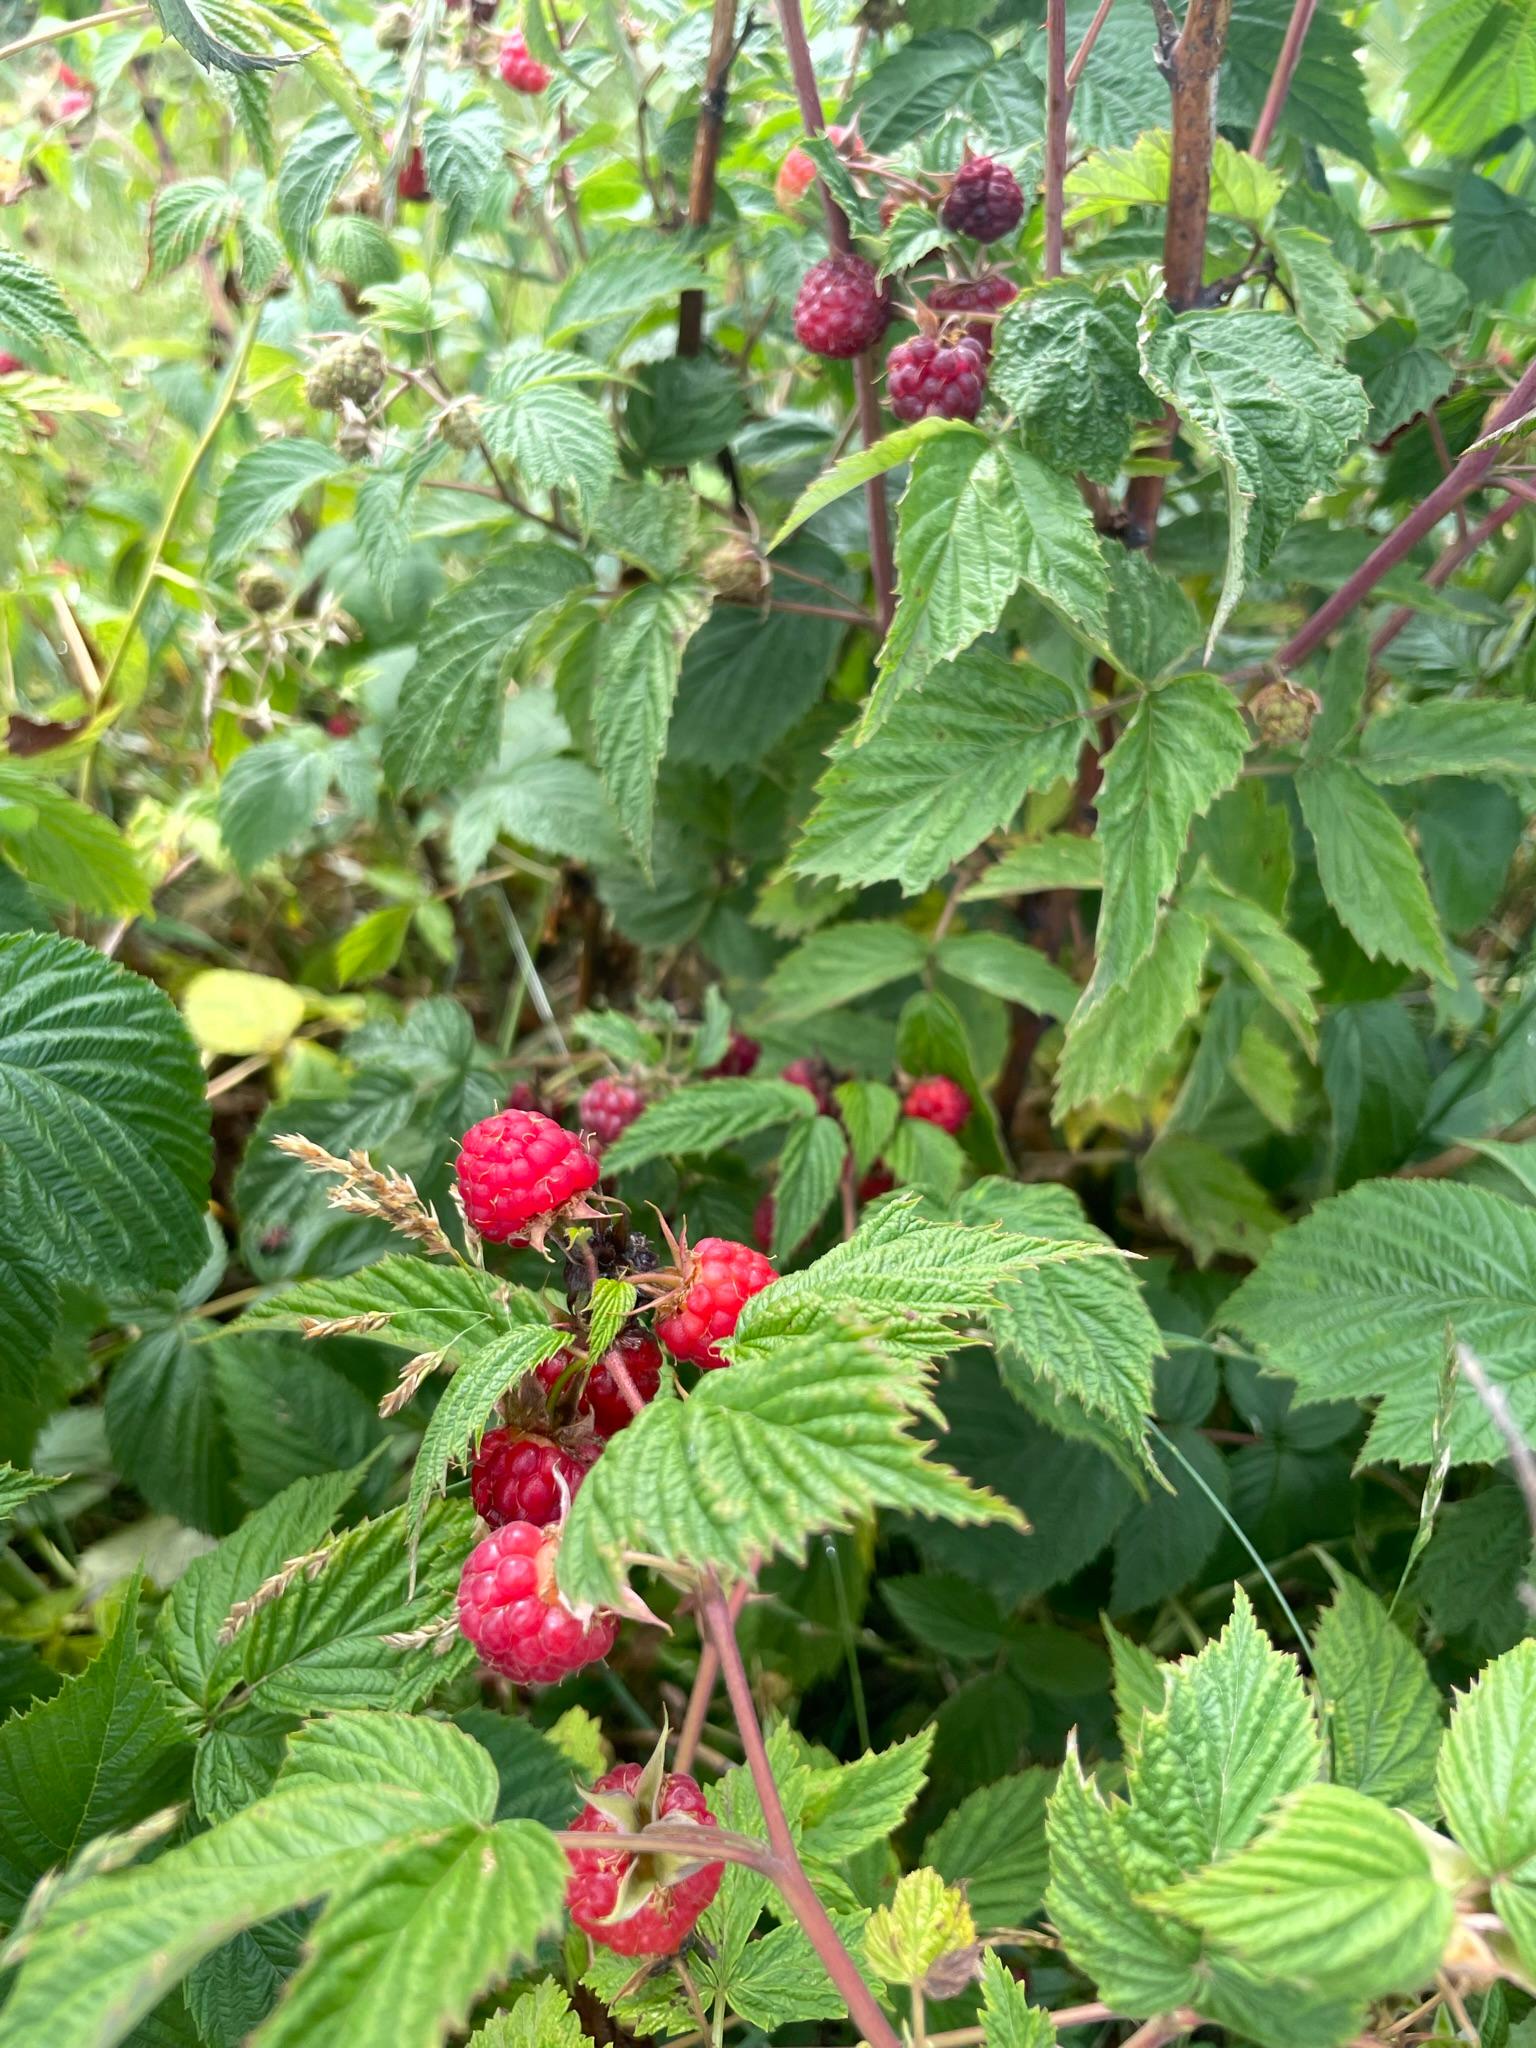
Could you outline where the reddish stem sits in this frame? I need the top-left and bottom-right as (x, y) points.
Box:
(1043, 0), (1069, 278)
(699, 1574), (901, 2048)
(1258, 359), (1536, 674)
(678, 0), (743, 355)
(1369, 490), (1527, 658)
(774, 0), (897, 635)
(1065, 0), (1116, 90)
(1247, 0), (1316, 161)
(674, 1576), (751, 1774)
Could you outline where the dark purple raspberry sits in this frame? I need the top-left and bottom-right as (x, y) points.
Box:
(887, 331), (988, 422)
(793, 254), (891, 360)
(940, 158), (1024, 244)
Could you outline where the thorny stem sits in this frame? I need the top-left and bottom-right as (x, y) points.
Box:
(1369, 490), (1527, 658)
(99, 314), (261, 710)
(774, 0), (897, 636)
(674, 1577), (751, 1774)
(1123, 0), (1234, 546)
(699, 1573), (902, 2048)
(1042, 0), (1069, 278)
(679, 0), (747, 354)
(1251, 357), (1536, 675)
(1246, 0), (1316, 160)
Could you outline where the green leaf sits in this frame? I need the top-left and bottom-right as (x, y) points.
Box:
(405, 1326), (568, 1562)
(275, 115), (362, 259)
(1298, 761), (1452, 985)
(875, 430), (1108, 723)
(772, 1114), (847, 1260)
(961, 1179), (1159, 1460)
(799, 1730), (934, 1863)
(557, 1333), (1020, 1610)
(1154, 1782), (1453, 2002)
(1056, 906), (1208, 1117)
(105, 1323), (242, 1535)
(835, 1080), (902, 1177)
(218, 732), (332, 875)
(991, 282), (1160, 484)
(936, 931), (1080, 1021)
(0, 1577), (193, 1920)
(1110, 1424), (1229, 1611)
(147, 179), (241, 282)
(1102, 549), (1203, 686)
(977, 1949), (1053, 2048)
(0, 1462), (60, 1521)
(468, 1982), (584, 2048)
(792, 650), (1090, 895)
(763, 921), (930, 1025)
(845, 29), (994, 149)
(0, 247), (92, 355)
(421, 102), (507, 250)
(1438, 1638), (1536, 1881)
(1185, 862), (1321, 1055)
(0, 934), (211, 1321)
(1360, 699), (1536, 785)
(1404, 0), (1536, 154)
(770, 418), (959, 548)
(0, 764), (152, 915)
(604, 1078), (816, 1172)
(208, 440), (347, 569)
(384, 550), (590, 794)
(1311, 1574), (1441, 1820)
(1271, 225), (1356, 359)
(1124, 1587), (1321, 1884)
(1138, 1133), (1282, 1267)
(1344, 319), (1452, 441)
(1225, 1180), (1536, 1465)
(1138, 309), (1367, 650)
(594, 581), (711, 868)
(1065, 131), (1284, 228)
(484, 382), (617, 513)
(926, 1771), (1051, 1926)
(1449, 174), (1536, 303)
(546, 243), (710, 342)
(963, 835), (1103, 899)
(1084, 676), (1249, 1002)
(1221, 0), (1375, 165)
(150, 0), (299, 72)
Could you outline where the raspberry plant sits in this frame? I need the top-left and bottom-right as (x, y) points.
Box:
(5, 0), (1536, 2045)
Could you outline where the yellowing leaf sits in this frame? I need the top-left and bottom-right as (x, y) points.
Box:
(182, 969), (306, 1056)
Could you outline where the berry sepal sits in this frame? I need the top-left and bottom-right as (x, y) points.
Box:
(565, 1724), (725, 1951)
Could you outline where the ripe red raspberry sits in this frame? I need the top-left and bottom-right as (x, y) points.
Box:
(0, 354), (23, 377)
(580, 1076), (645, 1149)
(537, 1327), (663, 1438)
(324, 710), (356, 737)
(499, 28), (551, 91)
(903, 1074), (971, 1134)
(656, 1237), (778, 1369)
(456, 1107), (600, 1245)
(397, 144), (431, 202)
(887, 330), (987, 422)
(940, 157), (1024, 243)
(55, 86), (92, 121)
(858, 1162), (895, 1203)
(456, 1521), (617, 1685)
(781, 1056), (835, 1114)
(566, 1762), (723, 1955)
(705, 1030), (760, 1078)
(793, 254), (891, 360)
(471, 1426), (599, 1528)
(926, 273), (1018, 359)
(776, 146), (817, 210)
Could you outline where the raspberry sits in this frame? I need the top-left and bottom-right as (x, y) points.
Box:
(458, 1522), (616, 1685)
(0, 354), (22, 376)
(304, 333), (388, 411)
(775, 146), (817, 210)
(580, 1076), (645, 1149)
(456, 1107), (600, 1245)
(656, 1236), (777, 1370)
(499, 28), (551, 91)
(781, 1056), (835, 1114)
(374, 5), (413, 49)
(537, 1326), (663, 1437)
(471, 1426), (599, 1528)
(566, 1762), (723, 1956)
(903, 1074), (971, 1135)
(926, 273), (1018, 359)
(437, 398), (482, 450)
(397, 144), (431, 202)
(705, 1030), (760, 1078)
(325, 710), (357, 737)
(55, 85), (92, 121)
(1250, 678), (1320, 749)
(505, 1081), (539, 1112)
(858, 1162), (895, 1203)
(940, 157), (1024, 243)
(887, 330), (987, 423)
(793, 254), (891, 360)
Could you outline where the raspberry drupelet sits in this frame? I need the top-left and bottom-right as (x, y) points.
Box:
(457, 1521), (616, 1684)
(456, 1107), (600, 1245)
(470, 1427), (598, 1528)
(655, 1236), (778, 1369)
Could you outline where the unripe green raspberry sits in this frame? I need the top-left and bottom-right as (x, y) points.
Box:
(304, 333), (388, 412)
(1250, 678), (1319, 749)
(374, 4), (413, 50)
(237, 564), (288, 615)
(699, 530), (767, 602)
(436, 399), (482, 451)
